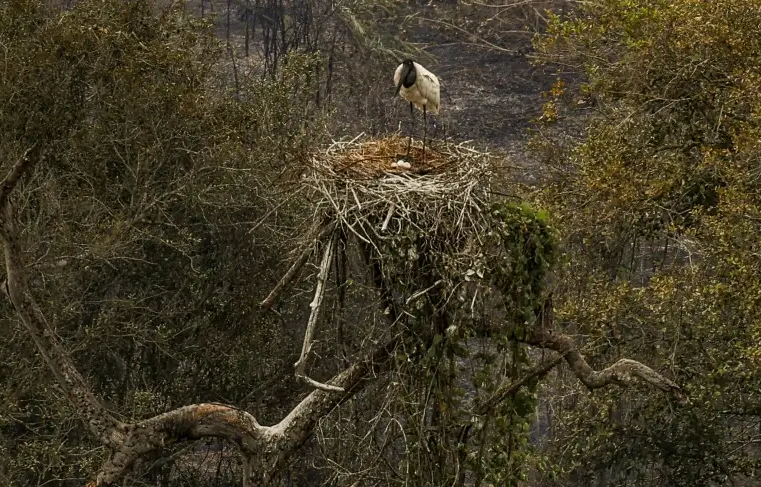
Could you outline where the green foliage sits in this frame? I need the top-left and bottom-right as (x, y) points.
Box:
(532, 0), (761, 484)
(489, 202), (556, 329)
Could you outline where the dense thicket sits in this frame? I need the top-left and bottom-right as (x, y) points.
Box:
(5, 0), (742, 485)
(0, 0), (323, 483)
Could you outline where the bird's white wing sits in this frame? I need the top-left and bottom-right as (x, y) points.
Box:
(413, 63), (441, 114)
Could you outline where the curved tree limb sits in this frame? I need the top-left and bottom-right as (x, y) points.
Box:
(89, 403), (270, 486)
(85, 335), (400, 486)
(519, 327), (687, 404)
(0, 154), (127, 449)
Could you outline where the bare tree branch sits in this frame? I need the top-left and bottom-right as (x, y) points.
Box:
(89, 403), (270, 486)
(476, 352), (565, 415)
(260, 220), (337, 311)
(269, 334), (400, 466)
(85, 335), (400, 486)
(294, 232), (345, 392)
(520, 327), (687, 403)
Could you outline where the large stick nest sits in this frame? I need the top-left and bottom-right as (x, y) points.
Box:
(304, 134), (497, 296)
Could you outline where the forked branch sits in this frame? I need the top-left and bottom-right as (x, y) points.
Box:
(260, 220), (336, 311)
(85, 328), (399, 486)
(294, 232), (344, 392)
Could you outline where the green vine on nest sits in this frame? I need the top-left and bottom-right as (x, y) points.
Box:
(487, 201), (557, 333)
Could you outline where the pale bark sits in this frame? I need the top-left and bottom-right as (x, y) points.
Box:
(519, 327), (686, 403)
(293, 233), (344, 392)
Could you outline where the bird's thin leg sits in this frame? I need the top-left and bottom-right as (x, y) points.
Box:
(406, 102), (414, 157)
(423, 105), (428, 162)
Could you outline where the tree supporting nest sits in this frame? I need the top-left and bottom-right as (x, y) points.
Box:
(0, 135), (684, 486)
(265, 133), (685, 404)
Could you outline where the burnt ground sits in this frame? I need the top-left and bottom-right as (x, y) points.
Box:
(419, 23), (553, 149)
(383, 3), (578, 185)
(420, 20), (559, 183)
(195, 0), (564, 182)
(438, 46), (550, 147)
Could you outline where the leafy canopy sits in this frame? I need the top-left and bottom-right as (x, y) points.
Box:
(532, 0), (761, 484)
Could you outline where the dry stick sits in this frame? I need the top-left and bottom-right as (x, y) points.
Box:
(405, 279), (444, 306)
(475, 353), (565, 416)
(0, 147), (35, 208)
(260, 220), (336, 311)
(294, 232), (344, 393)
(380, 203), (396, 232)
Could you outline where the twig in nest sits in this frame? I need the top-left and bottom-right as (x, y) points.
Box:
(294, 232), (344, 392)
(380, 204), (395, 232)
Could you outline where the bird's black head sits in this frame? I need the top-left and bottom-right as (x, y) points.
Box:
(395, 59), (417, 96)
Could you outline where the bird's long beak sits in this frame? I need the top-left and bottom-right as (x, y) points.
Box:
(394, 77), (404, 96)
(394, 64), (409, 96)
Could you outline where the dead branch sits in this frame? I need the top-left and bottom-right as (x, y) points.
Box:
(405, 279), (444, 306)
(83, 328), (398, 487)
(294, 232), (345, 392)
(299, 375), (345, 392)
(90, 403), (268, 486)
(476, 352), (565, 415)
(260, 220), (337, 311)
(520, 328), (686, 403)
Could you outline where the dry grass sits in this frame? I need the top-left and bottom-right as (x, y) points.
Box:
(314, 133), (485, 179)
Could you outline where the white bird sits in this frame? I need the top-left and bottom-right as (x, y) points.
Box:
(394, 59), (440, 158)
